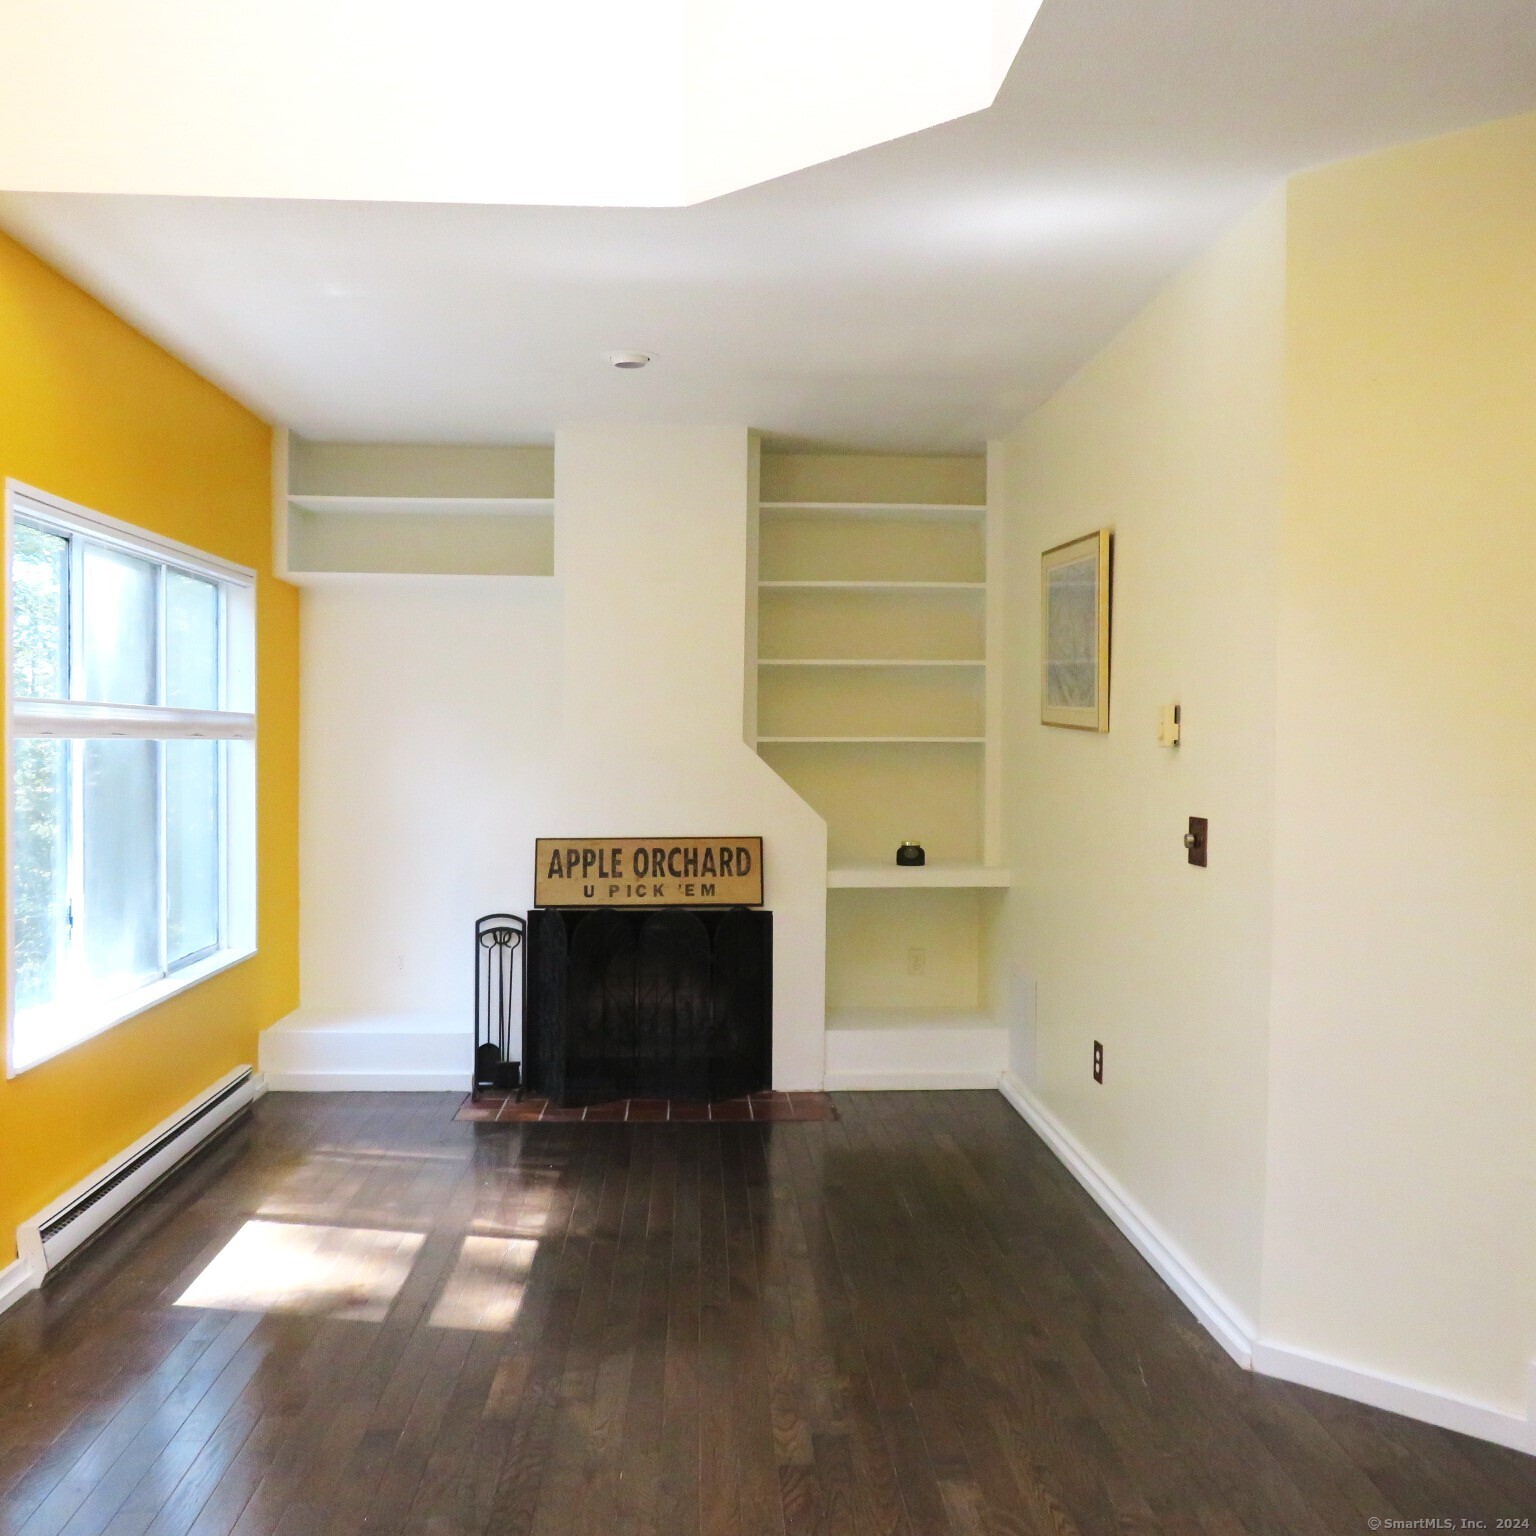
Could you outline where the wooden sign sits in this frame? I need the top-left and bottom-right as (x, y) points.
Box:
(535, 837), (764, 908)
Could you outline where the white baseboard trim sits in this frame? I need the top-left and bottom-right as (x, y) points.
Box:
(259, 1011), (470, 1091)
(824, 1070), (1004, 1091)
(998, 1072), (1536, 1456)
(0, 1255), (39, 1318)
(999, 1071), (1256, 1366)
(263, 1070), (466, 1092)
(1253, 1342), (1534, 1456)
(824, 1023), (1006, 1095)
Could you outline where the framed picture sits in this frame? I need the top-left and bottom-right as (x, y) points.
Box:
(1041, 529), (1111, 731)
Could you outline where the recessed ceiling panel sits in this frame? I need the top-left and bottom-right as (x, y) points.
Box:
(0, 0), (1042, 206)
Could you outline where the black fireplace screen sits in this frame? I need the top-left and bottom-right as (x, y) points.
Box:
(524, 906), (771, 1105)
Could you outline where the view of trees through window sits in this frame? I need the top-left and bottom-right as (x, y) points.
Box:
(12, 525), (68, 1010)
(10, 514), (230, 1036)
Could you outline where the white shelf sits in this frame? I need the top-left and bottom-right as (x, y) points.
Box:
(828, 864), (1012, 889)
(758, 580), (983, 591)
(758, 736), (983, 745)
(289, 495), (553, 517)
(760, 501), (986, 521)
(757, 658), (984, 668)
(278, 569), (555, 586)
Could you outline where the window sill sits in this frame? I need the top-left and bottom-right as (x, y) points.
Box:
(6, 945), (257, 1077)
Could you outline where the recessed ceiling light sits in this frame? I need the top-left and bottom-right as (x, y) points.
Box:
(606, 351), (652, 370)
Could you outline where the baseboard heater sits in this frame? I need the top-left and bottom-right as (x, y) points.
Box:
(17, 1066), (257, 1280)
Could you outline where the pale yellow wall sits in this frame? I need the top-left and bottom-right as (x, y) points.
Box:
(288, 440), (553, 499)
(760, 452), (985, 507)
(0, 233), (299, 1260)
(1263, 113), (1536, 1410)
(998, 193), (1288, 1328)
(760, 741), (983, 865)
(759, 512), (984, 583)
(759, 587), (985, 664)
(998, 110), (1536, 1416)
(289, 507), (553, 576)
(827, 889), (983, 1013)
(758, 666), (985, 739)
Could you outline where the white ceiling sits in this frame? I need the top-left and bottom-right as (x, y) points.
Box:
(2, 0), (1534, 453)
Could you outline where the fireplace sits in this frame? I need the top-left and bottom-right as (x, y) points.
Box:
(524, 906), (771, 1105)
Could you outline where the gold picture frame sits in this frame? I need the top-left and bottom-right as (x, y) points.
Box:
(1040, 529), (1112, 731)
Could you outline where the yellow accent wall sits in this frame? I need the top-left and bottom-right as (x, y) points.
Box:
(0, 231), (299, 1262)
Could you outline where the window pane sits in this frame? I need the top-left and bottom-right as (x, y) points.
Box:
(167, 740), (220, 964)
(82, 739), (160, 996)
(82, 544), (157, 705)
(165, 571), (219, 709)
(11, 523), (68, 700)
(12, 737), (69, 1011)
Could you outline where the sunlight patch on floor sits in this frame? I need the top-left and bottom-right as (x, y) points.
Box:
(175, 1219), (424, 1321)
(429, 1236), (538, 1332)
(472, 1205), (551, 1239)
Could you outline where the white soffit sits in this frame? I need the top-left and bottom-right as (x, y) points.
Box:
(0, 0), (1043, 207)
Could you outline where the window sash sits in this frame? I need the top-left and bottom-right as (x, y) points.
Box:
(9, 486), (253, 589)
(6, 481), (258, 1075)
(9, 481), (255, 715)
(12, 700), (255, 740)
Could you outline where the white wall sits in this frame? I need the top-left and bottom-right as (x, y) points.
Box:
(997, 193), (1287, 1332)
(547, 425), (828, 1088)
(298, 576), (562, 1023)
(294, 425), (828, 1089)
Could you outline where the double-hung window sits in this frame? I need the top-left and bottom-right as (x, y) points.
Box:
(6, 484), (256, 1074)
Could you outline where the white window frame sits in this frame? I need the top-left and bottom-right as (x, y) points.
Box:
(4, 480), (258, 1076)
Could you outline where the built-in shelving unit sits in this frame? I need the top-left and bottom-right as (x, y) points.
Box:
(275, 435), (555, 581)
(751, 449), (1007, 1032)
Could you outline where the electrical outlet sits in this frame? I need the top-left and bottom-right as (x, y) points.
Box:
(907, 947), (927, 976)
(1093, 1040), (1103, 1084)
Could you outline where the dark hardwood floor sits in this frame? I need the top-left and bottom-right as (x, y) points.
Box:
(0, 1091), (1530, 1535)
